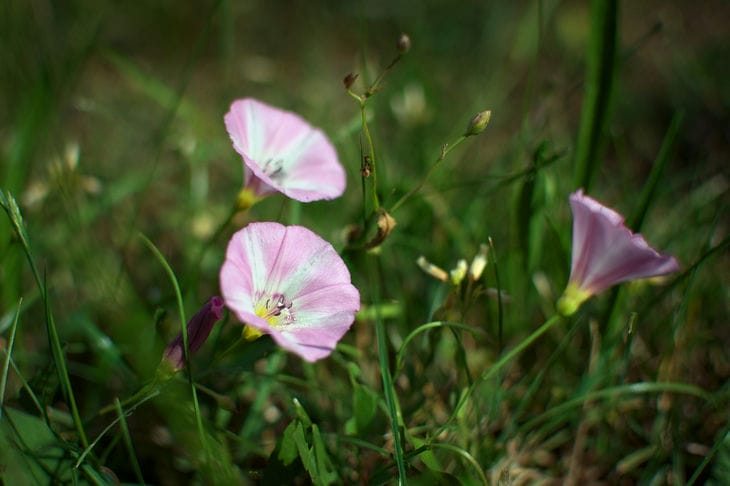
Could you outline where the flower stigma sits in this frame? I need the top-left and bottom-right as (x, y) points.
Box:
(262, 158), (285, 181)
(256, 292), (295, 327)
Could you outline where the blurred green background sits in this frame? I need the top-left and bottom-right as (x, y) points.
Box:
(1, 0), (728, 483)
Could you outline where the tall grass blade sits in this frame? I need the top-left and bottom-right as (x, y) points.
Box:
(138, 233), (211, 463)
(629, 112), (684, 231)
(0, 298), (22, 424)
(573, 0), (619, 191)
(369, 256), (408, 483)
(429, 442), (488, 486)
(114, 398), (145, 485)
(1, 190), (89, 448)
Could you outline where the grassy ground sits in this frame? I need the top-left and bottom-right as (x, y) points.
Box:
(1, 0), (728, 484)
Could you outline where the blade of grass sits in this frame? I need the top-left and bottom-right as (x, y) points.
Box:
(628, 111), (684, 231)
(489, 237), (504, 352)
(0, 190), (89, 448)
(138, 233), (210, 465)
(8, 357), (45, 417)
(113, 398), (145, 485)
(0, 298), (22, 424)
(436, 314), (563, 437)
(603, 112), (685, 336)
(73, 389), (160, 469)
(519, 382), (714, 436)
(369, 255), (408, 483)
(573, 0), (618, 191)
(394, 321), (485, 376)
(687, 420), (730, 486)
(428, 442), (488, 486)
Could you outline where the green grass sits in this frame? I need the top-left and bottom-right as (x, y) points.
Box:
(1, 0), (728, 484)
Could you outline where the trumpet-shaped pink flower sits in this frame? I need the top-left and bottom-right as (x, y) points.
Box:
(219, 222), (360, 362)
(224, 98), (346, 207)
(557, 189), (680, 316)
(163, 296), (225, 371)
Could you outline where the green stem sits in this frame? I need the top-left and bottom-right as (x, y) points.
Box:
(390, 135), (467, 214)
(367, 53), (403, 97)
(354, 94), (380, 211)
(139, 234), (210, 463)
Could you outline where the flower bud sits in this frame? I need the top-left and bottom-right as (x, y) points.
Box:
(450, 259), (468, 286)
(416, 256), (448, 282)
(465, 110), (492, 136)
(397, 33), (411, 54)
(163, 296), (224, 371)
(343, 72), (359, 90)
(468, 243), (489, 281)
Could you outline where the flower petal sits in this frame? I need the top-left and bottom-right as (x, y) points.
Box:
(220, 222), (360, 361)
(224, 98), (346, 202)
(568, 189), (679, 295)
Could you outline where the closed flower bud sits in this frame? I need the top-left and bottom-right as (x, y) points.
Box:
(163, 296), (224, 371)
(343, 72), (359, 90)
(469, 243), (489, 281)
(450, 259), (468, 286)
(417, 256), (449, 282)
(465, 110), (492, 136)
(397, 33), (411, 54)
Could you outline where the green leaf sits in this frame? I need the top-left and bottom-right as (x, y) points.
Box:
(353, 384), (378, 434)
(0, 407), (72, 483)
(278, 421), (300, 466)
(311, 424), (337, 486)
(292, 422), (313, 473)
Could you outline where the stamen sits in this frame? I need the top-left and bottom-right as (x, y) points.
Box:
(262, 158), (285, 180)
(256, 292), (295, 326)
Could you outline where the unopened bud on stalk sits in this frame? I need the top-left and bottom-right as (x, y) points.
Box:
(397, 33), (412, 54)
(162, 296), (224, 371)
(450, 259), (468, 286)
(469, 243), (489, 281)
(343, 72), (359, 90)
(417, 256), (449, 282)
(465, 110), (492, 136)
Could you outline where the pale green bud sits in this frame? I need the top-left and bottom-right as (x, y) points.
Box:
(465, 110), (492, 136)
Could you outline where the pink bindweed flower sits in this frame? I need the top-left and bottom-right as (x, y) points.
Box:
(163, 296), (225, 371)
(219, 222), (360, 362)
(224, 98), (346, 208)
(556, 189), (680, 316)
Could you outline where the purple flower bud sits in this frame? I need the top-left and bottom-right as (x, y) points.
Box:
(163, 296), (224, 370)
